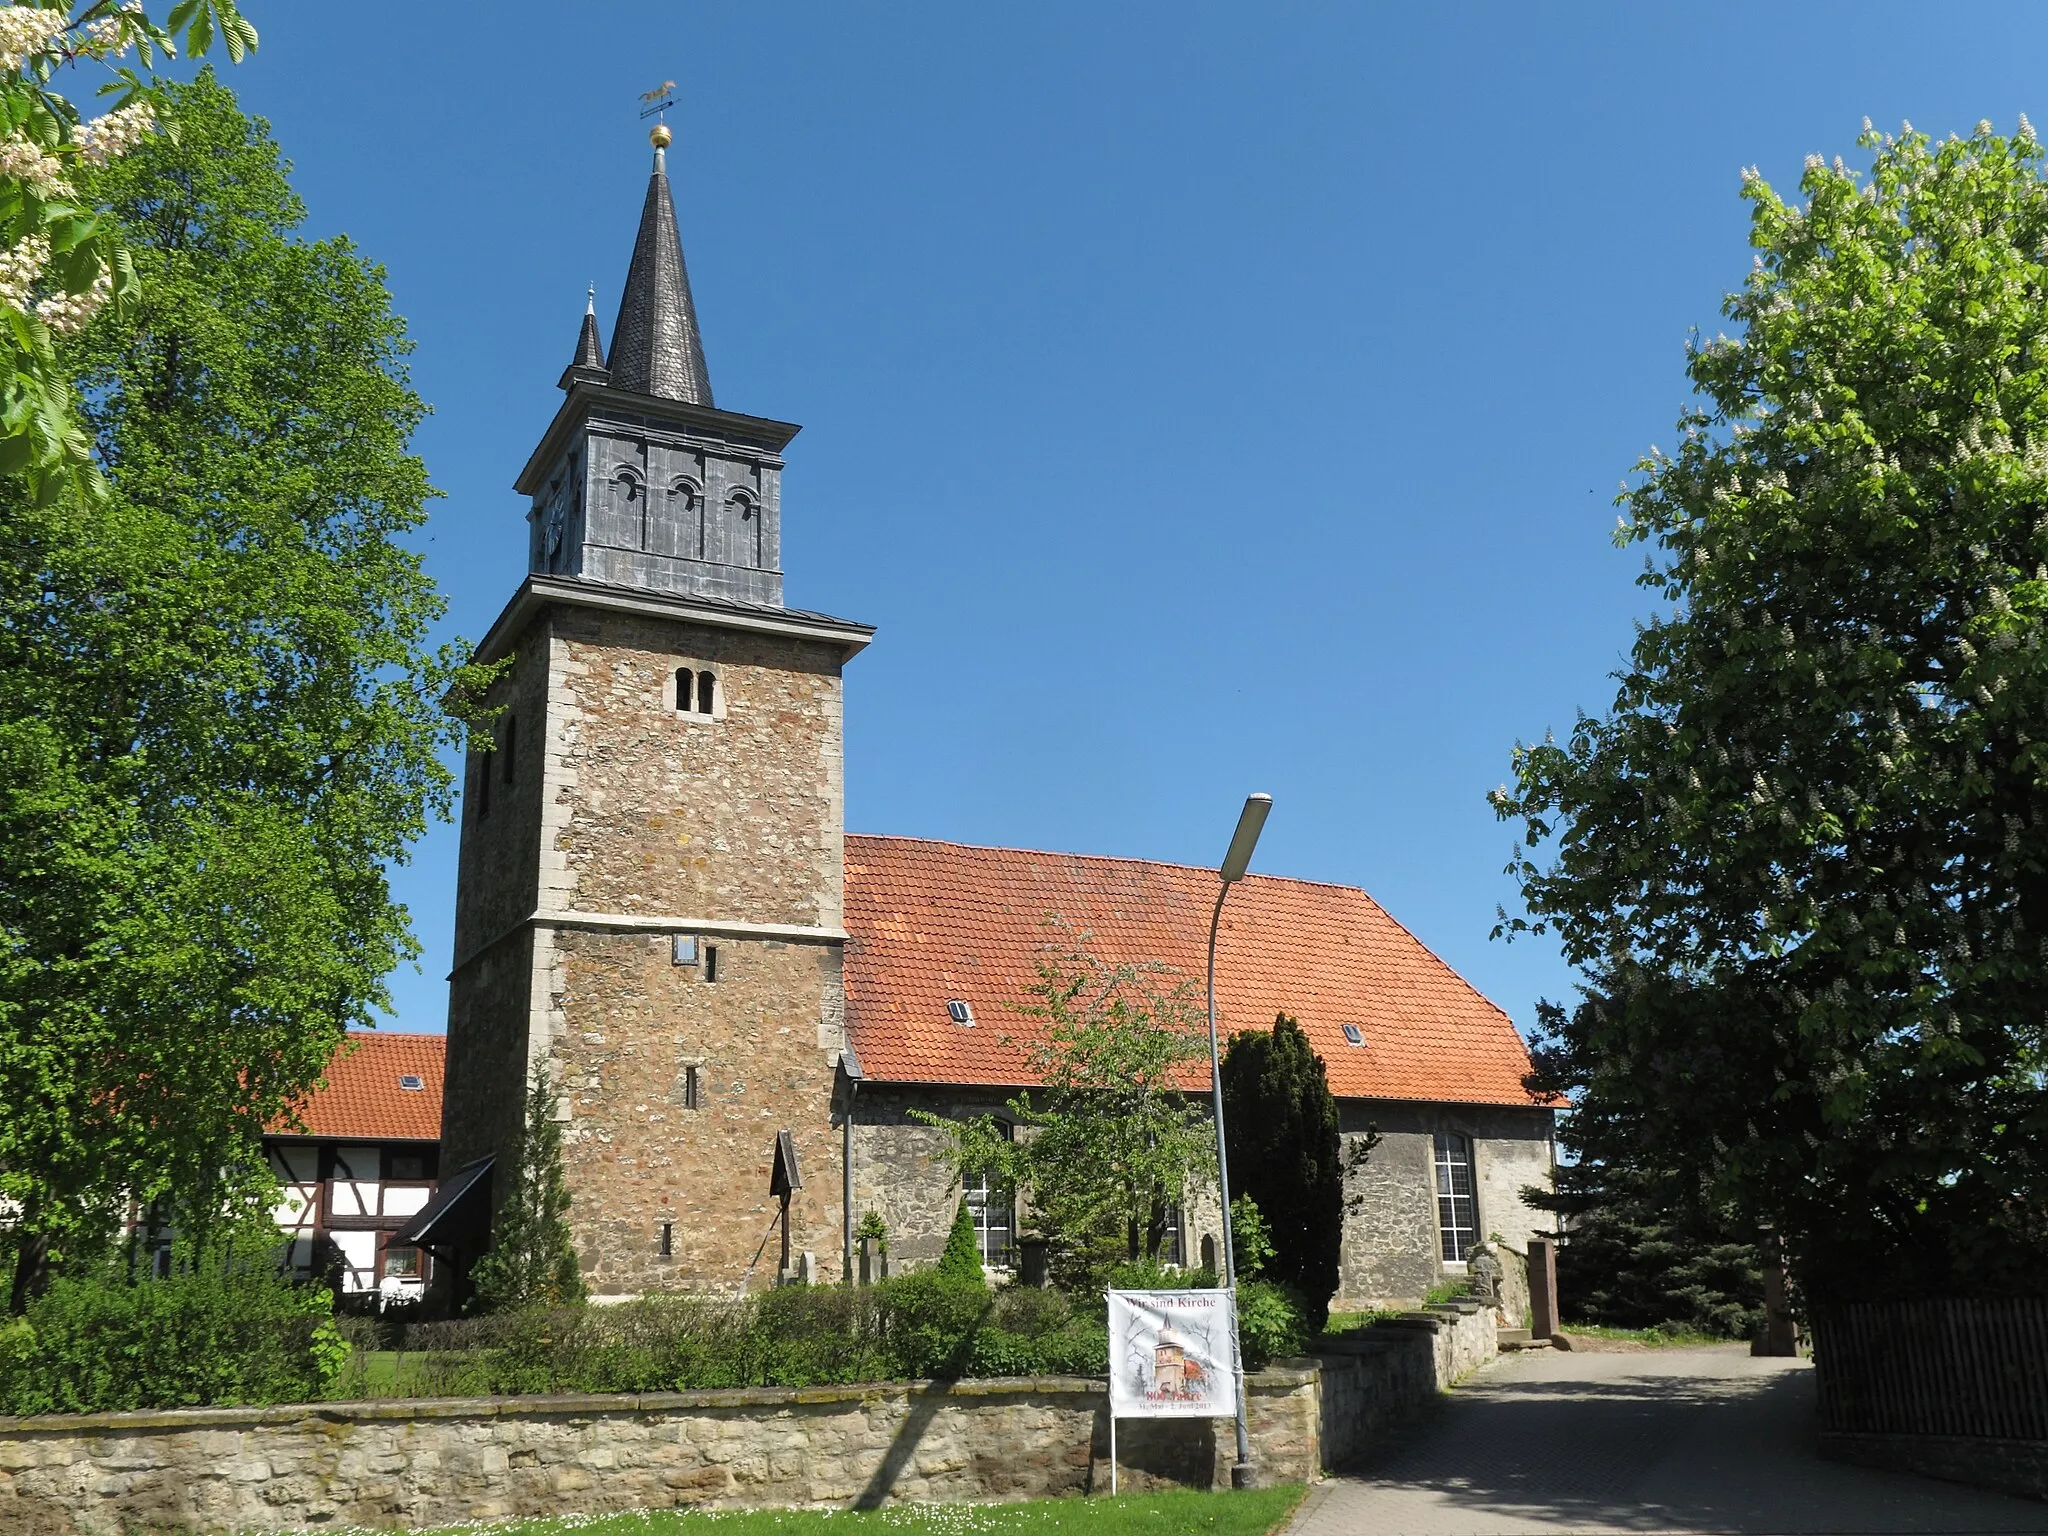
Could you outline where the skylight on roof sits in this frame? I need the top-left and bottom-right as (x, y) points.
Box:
(946, 999), (975, 1026)
(398, 1073), (425, 1090)
(1340, 1024), (1364, 1047)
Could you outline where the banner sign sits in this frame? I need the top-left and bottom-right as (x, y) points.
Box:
(1106, 1288), (1239, 1420)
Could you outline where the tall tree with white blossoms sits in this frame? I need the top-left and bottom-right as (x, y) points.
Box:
(0, 0), (256, 501)
(1494, 120), (2048, 1303)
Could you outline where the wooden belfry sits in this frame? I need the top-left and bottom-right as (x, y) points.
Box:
(770, 1129), (804, 1278)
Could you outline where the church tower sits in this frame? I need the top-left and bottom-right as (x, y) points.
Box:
(440, 126), (873, 1295)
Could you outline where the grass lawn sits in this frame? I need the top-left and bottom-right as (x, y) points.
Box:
(401, 1487), (1307, 1536)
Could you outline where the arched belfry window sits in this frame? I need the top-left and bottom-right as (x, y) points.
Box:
(607, 467), (643, 548)
(669, 478), (702, 558)
(728, 491), (761, 569)
(697, 670), (716, 714)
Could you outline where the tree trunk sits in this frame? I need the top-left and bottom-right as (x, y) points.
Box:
(8, 1231), (50, 1315)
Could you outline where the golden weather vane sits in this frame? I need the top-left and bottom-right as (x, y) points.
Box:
(639, 80), (676, 149)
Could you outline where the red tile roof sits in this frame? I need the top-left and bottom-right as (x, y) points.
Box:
(268, 1031), (444, 1142)
(843, 835), (1540, 1107)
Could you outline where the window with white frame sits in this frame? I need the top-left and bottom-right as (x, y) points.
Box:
(964, 1167), (1014, 1268)
(1433, 1131), (1479, 1263)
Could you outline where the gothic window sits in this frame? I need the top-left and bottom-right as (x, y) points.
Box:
(728, 491), (761, 568)
(1433, 1131), (1479, 1263)
(669, 478), (702, 558)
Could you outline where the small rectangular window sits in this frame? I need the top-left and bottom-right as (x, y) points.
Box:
(704, 945), (719, 983)
(683, 1064), (701, 1110)
(1341, 1024), (1364, 1047)
(672, 934), (699, 966)
(947, 999), (975, 1026)
(659, 1221), (674, 1258)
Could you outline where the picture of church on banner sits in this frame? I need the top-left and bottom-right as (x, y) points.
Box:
(1107, 1288), (1240, 1420)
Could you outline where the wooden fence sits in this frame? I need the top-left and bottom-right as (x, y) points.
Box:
(1811, 1297), (2048, 1442)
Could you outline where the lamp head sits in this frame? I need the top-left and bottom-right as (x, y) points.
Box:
(1219, 793), (1273, 884)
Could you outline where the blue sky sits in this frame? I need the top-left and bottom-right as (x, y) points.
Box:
(207, 3), (2048, 1038)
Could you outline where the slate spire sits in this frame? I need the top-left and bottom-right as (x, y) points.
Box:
(607, 139), (713, 406)
(558, 285), (609, 390)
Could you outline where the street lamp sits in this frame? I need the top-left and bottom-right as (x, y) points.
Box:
(1207, 791), (1270, 1490)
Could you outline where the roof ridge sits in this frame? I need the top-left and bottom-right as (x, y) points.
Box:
(844, 831), (1386, 901)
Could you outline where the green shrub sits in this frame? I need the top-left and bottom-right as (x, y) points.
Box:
(1235, 1280), (1308, 1368)
(0, 1266), (342, 1414)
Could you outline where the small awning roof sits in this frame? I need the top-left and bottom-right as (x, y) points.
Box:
(393, 1155), (493, 1249)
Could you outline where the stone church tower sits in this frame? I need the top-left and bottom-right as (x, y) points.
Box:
(440, 128), (873, 1295)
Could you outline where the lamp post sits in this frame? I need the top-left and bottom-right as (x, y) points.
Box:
(1208, 791), (1270, 1491)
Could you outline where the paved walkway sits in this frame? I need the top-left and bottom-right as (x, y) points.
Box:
(1288, 1345), (2045, 1535)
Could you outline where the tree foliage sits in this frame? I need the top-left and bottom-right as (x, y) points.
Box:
(0, 2), (257, 502)
(915, 933), (1216, 1289)
(0, 76), (483, 1305)
(1494, 121), (2048, 1301)
(1221, 1013), (1358, 1331)
(470, 1066), (585, 1313)
(1529, 999), (1765, 1337)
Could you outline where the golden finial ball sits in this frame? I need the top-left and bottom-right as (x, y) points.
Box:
(650, 122), (673, 149)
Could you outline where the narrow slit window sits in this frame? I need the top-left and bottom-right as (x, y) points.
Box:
(474, 747), (490, 819)
(697, 670), (716, 715)
(683, 1065), (701, 1110)
(501, 715), (517, 785)
(704, 945), (719, 984)
(658, 1220), (673, 1258)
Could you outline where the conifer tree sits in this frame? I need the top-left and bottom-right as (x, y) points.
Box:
(1221, 1014), (1346, 1331)
(936, 1196), (986, 1284)
(470, 1066), (584, 1312)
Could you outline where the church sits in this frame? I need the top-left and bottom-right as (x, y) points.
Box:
(417, 126), (1555, 1312)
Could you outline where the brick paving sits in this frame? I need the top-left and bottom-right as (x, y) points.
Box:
(1287, 1345), (2046, 1535)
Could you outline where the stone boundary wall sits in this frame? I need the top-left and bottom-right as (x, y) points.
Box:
(0, 1369), (1320, 1535)
(1312, 1301), (1499, 1469)
(1819, 1431), (2048, 1504)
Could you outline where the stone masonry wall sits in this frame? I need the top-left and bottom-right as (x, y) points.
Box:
(0, 1371), (1321, 1534)
(1336, 1101), (1555, 1310)
(1313, 1302), (1499, 1469)
(549, 607), (846, 930)
(555, 928), (846, 1293)
(440, 597), (856, 1293)
(548, 606), (849, 1290)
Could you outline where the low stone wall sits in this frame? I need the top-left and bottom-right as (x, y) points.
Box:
(1314, 1301), (1499, 1469)
(0, 1370), (1321, 1534)
(1820, 1432), (2048, 1504)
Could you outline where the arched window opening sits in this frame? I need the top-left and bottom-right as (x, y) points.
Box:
(1432, 1131), (1479, 1263)
(675, 666), (693, 713)
(669, 479), (702, 558)
(697, 669), (716, 715)
(728, 491), (762, 568)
